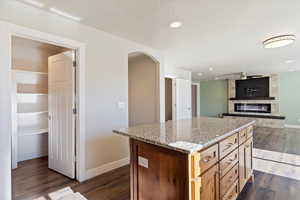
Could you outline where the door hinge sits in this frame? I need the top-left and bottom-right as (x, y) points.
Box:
(73, 60), (77, 67)
(73, 107), (77, 115)
(74, 155), (77, 163)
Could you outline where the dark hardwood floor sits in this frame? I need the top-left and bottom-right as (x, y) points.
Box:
(12, 157), (129, 200)
(13, 127), (300, 200)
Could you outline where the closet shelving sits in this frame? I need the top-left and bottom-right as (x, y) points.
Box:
(12, 68), (49, 137)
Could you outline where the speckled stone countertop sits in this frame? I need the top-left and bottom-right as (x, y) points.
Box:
(113, 117), (255, 154)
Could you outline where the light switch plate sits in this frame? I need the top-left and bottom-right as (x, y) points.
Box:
(118, 102), (125, 109)
(138, 156), (149, 168)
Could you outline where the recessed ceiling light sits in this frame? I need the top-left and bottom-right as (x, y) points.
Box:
(263, 34), (296, 49)
(209, 67), (213, 71)
(169, 21), (182, 28)
(286, 60), (295, 64)
(22, 0), (44, 8)
(50, 8), (81, 21)
(198, 72), (203, 76)
(288, 69), (295, 72)
(215, 77), (219, 80)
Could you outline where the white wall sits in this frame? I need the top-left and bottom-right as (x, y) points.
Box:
(165, 64), (192, 80)
(0, 1), (165, 198)
(0, 21), (12, 200)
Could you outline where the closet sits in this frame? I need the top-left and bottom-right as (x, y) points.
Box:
(11, 36), (70, 168)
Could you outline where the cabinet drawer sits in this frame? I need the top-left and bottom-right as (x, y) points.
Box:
(247, 126), (253, 138)
(239, 129), (247, 145)
(220, 164), (239, 197)
(219, 133), (238, 159)
(220, 148), (238, 177)
(191, 144), (219, 178)
(221, 180), (239, 200)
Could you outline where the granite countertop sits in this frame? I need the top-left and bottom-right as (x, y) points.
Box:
(113, 117), (255, 154)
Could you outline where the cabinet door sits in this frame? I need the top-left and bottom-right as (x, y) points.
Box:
(245, 138), (253, 179)
(239, 137), (253, 191)
(194, 164), (219, 200)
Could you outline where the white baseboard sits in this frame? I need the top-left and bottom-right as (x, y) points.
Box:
(18, 152), (48, 162)
(85, 157), (129, 180)
(285, 124), (300, 129)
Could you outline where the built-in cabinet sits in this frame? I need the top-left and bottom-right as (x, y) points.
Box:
(190, 125), (254, 200)
(129, 124), (254, 200)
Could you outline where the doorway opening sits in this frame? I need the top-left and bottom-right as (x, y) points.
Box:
(11, 36), (78, 199)
(128, 52), (160, 126)
(165, 78), (173, 121)
(191, 83), (200, 117)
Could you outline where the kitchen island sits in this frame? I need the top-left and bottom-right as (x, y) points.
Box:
(113, 117), (255, 200)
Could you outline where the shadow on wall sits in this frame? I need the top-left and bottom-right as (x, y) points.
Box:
(128, 52), (160, 126)
(86, 134), (129, 170)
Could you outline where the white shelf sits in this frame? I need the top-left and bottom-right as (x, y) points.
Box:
(18, 128), (48, 136)
(12, 69), (48, 75)
(18, 111), (48, 115)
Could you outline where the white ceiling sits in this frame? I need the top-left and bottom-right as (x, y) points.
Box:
(22, 0), (300, 80)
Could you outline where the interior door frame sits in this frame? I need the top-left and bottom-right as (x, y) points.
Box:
(165, 76), (177, 120)
(2, 22), (86, 183)
(192, 82), (200, 116)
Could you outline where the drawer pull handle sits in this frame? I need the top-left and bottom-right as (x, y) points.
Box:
(228, 194), (233, 200)
(228, 175), (233, 181)
(245, 144), (250, 148)
(223, 143), (234, 151)
(226, 156), (237, 164)
(202, 156), (212, 163)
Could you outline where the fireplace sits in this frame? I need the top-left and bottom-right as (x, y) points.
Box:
(234, 103), (271, 114)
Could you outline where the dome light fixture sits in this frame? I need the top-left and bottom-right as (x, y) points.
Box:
(169, 21), (182, 28)
(263, 34), (296, 49)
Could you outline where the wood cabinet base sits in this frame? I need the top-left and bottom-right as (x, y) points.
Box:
(129, 126), (254, 200)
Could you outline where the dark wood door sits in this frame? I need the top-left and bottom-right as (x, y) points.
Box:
(191, 85), (197, 117)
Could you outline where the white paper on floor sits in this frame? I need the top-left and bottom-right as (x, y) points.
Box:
(58, 192), (88, 200)
(253, 148), (300, 166)
(33, 197), (47, 200)
(48, 187), (74, 200)
(47, 187), (88, 200)
(253, 148), (300, 181)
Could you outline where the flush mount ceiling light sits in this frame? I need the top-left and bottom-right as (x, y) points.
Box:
(288, 69), (295, 72)
(22, 0), (44, 8)
(198, 72), (203, 76)
(50, 8), (81, 21)
(169, 21), (182, 28)
(209, 67), (214, 71)
(263, 34), (296, 49)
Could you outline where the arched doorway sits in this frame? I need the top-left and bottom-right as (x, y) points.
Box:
(128, 52), (160, 126)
